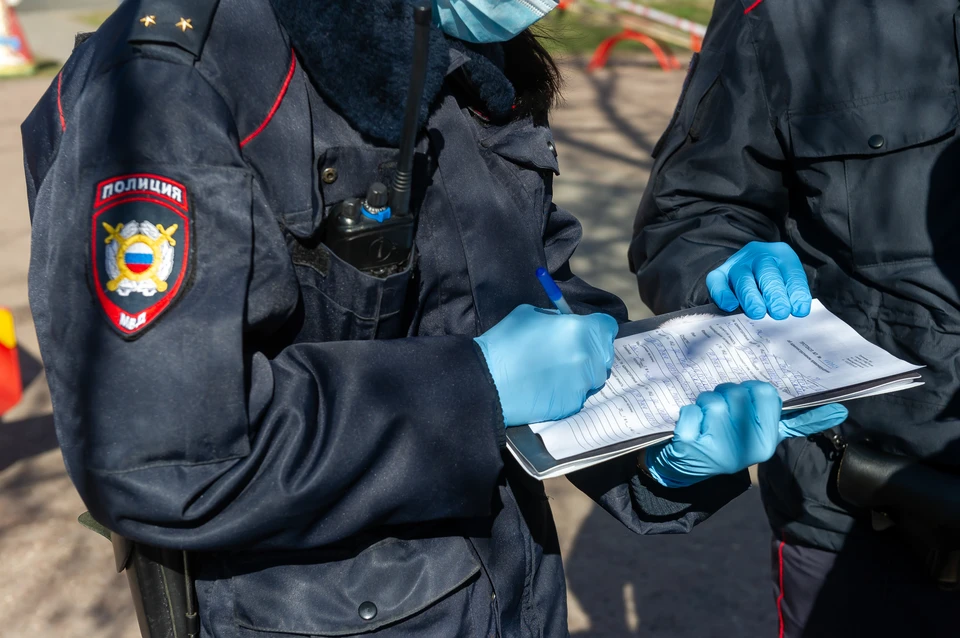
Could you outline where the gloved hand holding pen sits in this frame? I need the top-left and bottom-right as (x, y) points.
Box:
(474, 304), (619, 427)
(474, 269), (619, 427)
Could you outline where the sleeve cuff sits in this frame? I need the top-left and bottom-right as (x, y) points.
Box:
(470, 340), (506, 449)
(630, 466), (752, 525)
(567, 453), (751, 535)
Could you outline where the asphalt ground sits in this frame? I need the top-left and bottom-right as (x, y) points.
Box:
(0, 11), (776, 635)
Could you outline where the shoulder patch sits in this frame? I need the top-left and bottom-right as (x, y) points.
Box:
(91, 174), (192, 338)
(127, 0), (220, 59)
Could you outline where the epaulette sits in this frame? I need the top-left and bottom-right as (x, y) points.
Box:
(126, 0), (220, 59)
(74, 32), (94, 50)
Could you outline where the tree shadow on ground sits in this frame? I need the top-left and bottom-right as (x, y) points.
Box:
(564, 488), (777, 638)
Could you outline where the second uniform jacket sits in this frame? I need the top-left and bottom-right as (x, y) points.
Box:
(632, 0), (960, 550)
(23, 0), (747, 635)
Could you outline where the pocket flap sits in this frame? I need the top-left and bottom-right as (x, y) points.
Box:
(317, 146), (400, 206)
(789, 88), (959, 158)
(286, 146), (400, 240)
(233, 537), (481, 636)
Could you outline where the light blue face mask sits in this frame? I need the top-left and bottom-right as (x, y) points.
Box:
(433, 0), (559, 43)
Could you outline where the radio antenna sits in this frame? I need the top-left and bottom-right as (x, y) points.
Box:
(389, 2), (432, 217)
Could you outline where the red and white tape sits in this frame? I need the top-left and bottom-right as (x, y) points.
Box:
(593, 0), (708, 38)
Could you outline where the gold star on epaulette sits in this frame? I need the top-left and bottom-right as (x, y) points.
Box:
(139, 15), (156, 27)
(175, 17), (193, 32)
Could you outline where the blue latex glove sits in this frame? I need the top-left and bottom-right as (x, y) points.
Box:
(644, 381), (848, 488)
(474, 304), (618, 427)
(706, 241), (812, 320)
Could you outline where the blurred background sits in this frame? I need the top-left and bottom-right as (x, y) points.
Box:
(0, 1), (777, 636)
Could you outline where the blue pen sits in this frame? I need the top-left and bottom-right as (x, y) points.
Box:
(535, 267), (574, 315)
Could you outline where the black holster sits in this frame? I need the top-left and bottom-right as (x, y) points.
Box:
(836, 442), (960, 588)
(79, 513), (199, 637)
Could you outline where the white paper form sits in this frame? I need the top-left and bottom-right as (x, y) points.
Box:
(529, 300), (923, 461)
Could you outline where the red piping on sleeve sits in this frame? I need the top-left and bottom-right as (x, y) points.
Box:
(744, 0), (764, 14)
(240, 49), (297, 149)
(57, 71), (66, 132)
(777, 536), (786, 638)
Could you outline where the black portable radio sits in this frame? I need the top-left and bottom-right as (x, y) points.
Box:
(321, 4), (432, 278)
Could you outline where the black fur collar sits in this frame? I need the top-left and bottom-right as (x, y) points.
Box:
(270, 0), (516, 145)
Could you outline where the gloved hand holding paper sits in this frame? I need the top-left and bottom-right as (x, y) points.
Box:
(643, 381), (848, 488)
(707, 241), (812, 320)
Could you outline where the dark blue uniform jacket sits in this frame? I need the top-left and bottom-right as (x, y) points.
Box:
(23, 0), (747, 635)
(632, 0), (960, 551)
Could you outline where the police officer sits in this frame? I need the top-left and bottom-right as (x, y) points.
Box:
(631, 0), (960, 635)
(24, 0), (845, 635)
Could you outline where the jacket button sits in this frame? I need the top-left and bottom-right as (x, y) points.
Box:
(321, 167), (338, 184)
(868, 134), (885, 149)
(547, 140), (557, 158)
(358, 601), (377, 621)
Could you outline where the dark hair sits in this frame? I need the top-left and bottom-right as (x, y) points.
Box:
(502, 30), (562, 125)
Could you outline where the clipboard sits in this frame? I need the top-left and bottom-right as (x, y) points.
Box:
(505, 303), (923, 480)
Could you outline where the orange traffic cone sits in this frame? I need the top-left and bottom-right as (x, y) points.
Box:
(0, 0), (35, 77)
(0, 308), (23, 415)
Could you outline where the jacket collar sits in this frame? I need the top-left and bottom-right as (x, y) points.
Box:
(270, 0), (515, 145)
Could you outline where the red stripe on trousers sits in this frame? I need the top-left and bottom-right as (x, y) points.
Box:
(777, 537), (786, 638)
